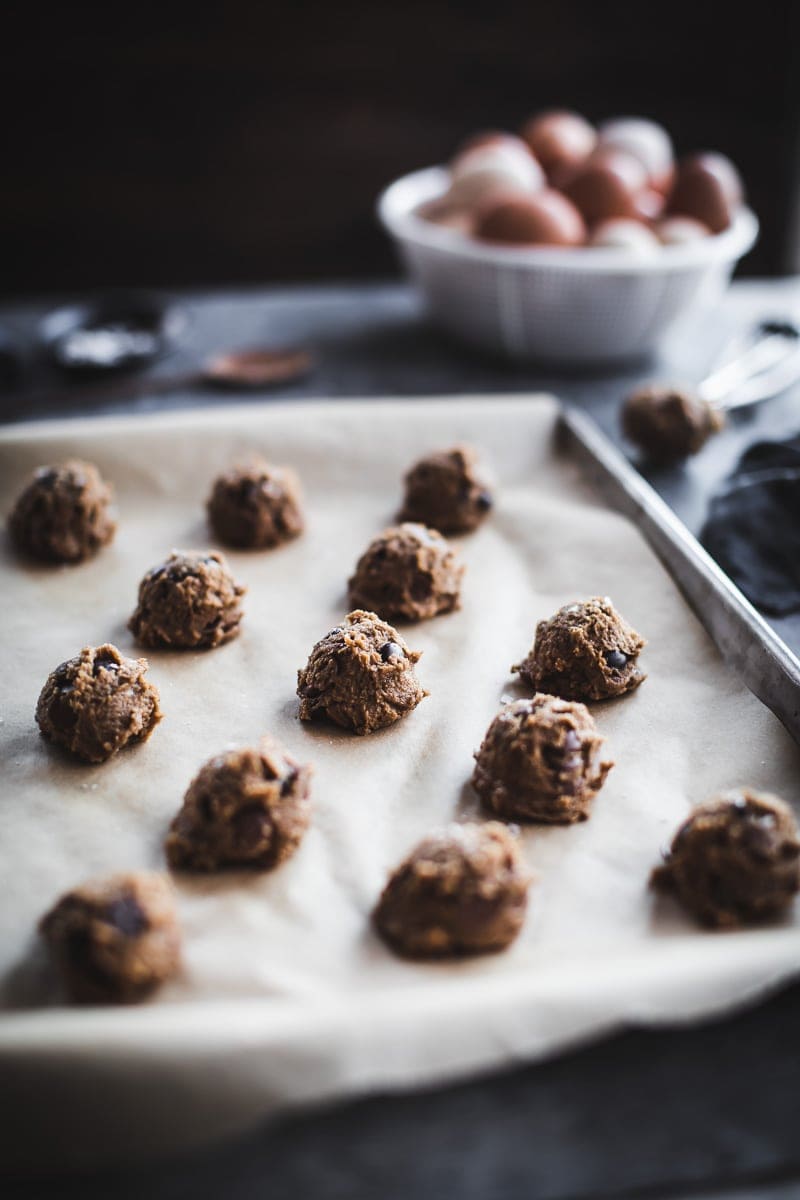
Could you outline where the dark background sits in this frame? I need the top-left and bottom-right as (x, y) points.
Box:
(4, 9), (800, 1195)
(2, 1), (800, 293)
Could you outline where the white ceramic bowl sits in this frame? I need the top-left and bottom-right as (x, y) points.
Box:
(378, 166), (759, 364)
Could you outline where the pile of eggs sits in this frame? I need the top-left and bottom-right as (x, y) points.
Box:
(419, 111), (745, 253)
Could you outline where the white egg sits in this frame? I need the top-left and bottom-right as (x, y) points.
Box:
(448, 142), (545, 206)
(598, 118), (674, 189)
(656, 216), (712, 245)
(590, 219), (660, 254)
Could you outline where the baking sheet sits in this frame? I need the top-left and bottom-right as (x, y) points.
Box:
(1, 396), (799, 1170)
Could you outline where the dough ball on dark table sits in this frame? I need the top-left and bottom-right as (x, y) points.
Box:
(473, 694), (613, 824)
(622, 385), (723, 463)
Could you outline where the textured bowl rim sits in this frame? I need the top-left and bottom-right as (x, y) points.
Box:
(377, 166), (759, 274)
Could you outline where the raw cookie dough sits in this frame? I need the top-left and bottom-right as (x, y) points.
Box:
(129, 550), (245, 649)
(39, 871), (181, 1004)
(8, 459), (116, 564)
(622, 385), (723, 463)
(166, 737), (312, 871)
(398, 445), (494, 534)
(373, 822), (531, 959)
(36, 643), (162, 764)
(297, 609), (427, 734)
(513, 596), (646, 702)
(473, 694), (613, 823)
(207, 460), (305, 550)
(347, 523), (464, 622)
(651, 789), (800, 927)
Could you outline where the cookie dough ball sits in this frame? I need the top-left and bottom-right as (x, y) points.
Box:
(39, 871), (181, 1004)
(513, 597), (646, 702)
(36, 643), (162, 764)
(373, 822), (531, 959)
(622, 385), (723, 463)
(207, 460), (305, 550)
(297, 609), (427, 734)
(651, 790), (800, 927)
(166, 738), (312, 871)
(473, 695), (613, 824)
(129, 551), (245, 650)
(8, 459), (116, 564)
(348, 524), (464, 623)
(398, 445), (494, 534)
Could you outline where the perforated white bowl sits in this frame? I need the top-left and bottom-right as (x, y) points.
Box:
(378, 167), (759, 363)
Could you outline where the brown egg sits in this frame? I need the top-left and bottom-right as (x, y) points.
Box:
(656, 216), (712, 245)
(590, 219), (660, 253)
(476, 189), (586, 246)
(520, 110), (597, 177)
(598, 118), (674, 191)
(667, 153), (744, 233)
(563, 148), (648, 224)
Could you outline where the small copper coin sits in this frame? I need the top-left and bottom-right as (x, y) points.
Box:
(203, 347), (313, 389)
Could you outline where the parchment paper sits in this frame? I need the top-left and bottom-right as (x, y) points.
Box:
(1, 396), (799, 1170)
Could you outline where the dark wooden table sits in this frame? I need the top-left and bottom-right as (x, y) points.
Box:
(4, 281), (800, 1200)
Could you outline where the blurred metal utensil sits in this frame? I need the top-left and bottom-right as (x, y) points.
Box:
(23, 345), (314, 412)
(622, 317), (800, 463)
(699, 318), (800, 409)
